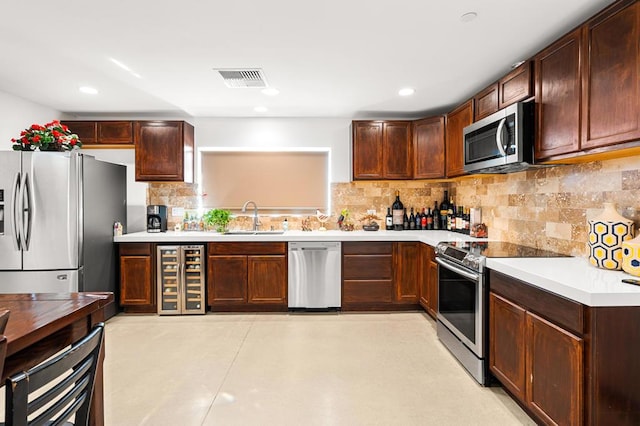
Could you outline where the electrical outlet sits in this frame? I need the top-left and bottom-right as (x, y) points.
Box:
(367, 209), (377, 215)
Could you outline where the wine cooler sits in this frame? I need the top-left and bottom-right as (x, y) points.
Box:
(157, 245), (205, 315)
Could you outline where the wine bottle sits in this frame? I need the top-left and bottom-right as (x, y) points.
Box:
(385, 207), (393, 231)
(440, 191), (449, 230)
(464, 208), (470, 235)
(426, 207), (433, 230)
(433, 201), (440, 230)
(456, 205), (464, 232)
(416, 208), (423, 230)
(449, 205), (456, 231)
(392, 191), (404, 231)
(403, 208), (409, 230)
(409, 208), (416, 230)
(421, 208), (428, 230)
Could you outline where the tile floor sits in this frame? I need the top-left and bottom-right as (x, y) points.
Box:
(104, 312), (535, 425)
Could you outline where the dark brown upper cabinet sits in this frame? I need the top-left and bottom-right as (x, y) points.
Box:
(498, 61), (533, 109)
(535, 1), (640, 162)
(412, 116), (445, 179)
(61, 121), (134, 147)
(445, 100), (473, 178)
(534, 29), (582, 160)
(473, 61), (532, 122)
(474, 84), (499, 122)
(581, 0), (640, 150)
(134, 121), (194, 182)
(352, 121), (412, 180)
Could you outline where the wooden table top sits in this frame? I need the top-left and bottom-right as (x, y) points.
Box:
(0, 293), (112, 356)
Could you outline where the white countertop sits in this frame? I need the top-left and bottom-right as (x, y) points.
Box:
(114, 229), (479, 245)
(486, 257), (640, 307)
(115, 230), (640, 307)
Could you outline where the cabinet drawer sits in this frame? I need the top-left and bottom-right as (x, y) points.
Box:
(208, 242), (286, 255)
(119, 243), (152, 256)
(343, 255), (392, 280)
(489, 270), (584, 335)
(342, 241), (392, 255)
(343, 280), (393, 303)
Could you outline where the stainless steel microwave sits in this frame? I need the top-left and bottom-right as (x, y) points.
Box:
(463, 102), (534, 174)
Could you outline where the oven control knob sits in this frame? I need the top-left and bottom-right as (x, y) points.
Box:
(463, 254), (481, 271)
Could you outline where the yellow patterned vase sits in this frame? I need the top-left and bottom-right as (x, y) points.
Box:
(622, 235), (640, 277)
(588, 203), (634, 270)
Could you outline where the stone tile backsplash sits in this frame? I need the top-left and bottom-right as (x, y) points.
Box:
(452, 156), (640, 256)
(148, 155), (640, 257)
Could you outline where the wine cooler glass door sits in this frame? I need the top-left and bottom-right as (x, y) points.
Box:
(158, 246), (181, 314)
(182, 245), (205, 314)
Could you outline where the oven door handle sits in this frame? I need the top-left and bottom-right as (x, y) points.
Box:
(435, 257), (480, 281)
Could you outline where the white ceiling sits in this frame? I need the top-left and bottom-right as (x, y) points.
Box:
(0, 0), (615, 119)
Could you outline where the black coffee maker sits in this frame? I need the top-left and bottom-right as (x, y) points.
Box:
(147, 205), (168, 233)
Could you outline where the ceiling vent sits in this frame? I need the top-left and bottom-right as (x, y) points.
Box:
(214, 68), (268, 88)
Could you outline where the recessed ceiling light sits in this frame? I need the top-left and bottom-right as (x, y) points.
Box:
(261, 88), (279, 96)
(254, 106), (268, 113)
(460, 12), (477, 22)
(398, 88), (415, 97)
(79, 86), (98, 95)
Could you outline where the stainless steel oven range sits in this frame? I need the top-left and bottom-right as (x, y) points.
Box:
(434, 241), (567, 385)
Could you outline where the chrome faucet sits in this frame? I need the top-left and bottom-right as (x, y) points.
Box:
(241, 200), (260, 231)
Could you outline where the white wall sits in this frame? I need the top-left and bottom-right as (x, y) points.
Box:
(194, 117), (353, 183)
(0, 90), (62, 150)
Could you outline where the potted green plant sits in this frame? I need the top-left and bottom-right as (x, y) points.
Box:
(203, 209), (231, 233)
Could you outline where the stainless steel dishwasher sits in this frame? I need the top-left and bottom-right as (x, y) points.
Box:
(288, 241), (341, 310)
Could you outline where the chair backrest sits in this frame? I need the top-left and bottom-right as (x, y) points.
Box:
(5, 322), (105, 426)
(0, 310), (10, 334)
(0, 310), (10, 383)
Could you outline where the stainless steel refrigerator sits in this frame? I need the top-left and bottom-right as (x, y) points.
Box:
(0, 151), (126, 314)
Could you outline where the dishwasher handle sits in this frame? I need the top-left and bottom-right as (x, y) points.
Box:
(300, 247), (328, 251)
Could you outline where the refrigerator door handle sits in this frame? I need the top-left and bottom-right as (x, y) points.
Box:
(20, 172), (33, 250)
(11, 172), (22, 251)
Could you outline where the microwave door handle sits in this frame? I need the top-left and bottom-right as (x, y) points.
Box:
(495, 117), (507, 156)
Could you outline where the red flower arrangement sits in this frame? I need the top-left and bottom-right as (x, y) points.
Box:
(11, 120), (82, 151)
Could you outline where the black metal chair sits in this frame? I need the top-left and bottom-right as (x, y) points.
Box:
(4, 322), (105, 426)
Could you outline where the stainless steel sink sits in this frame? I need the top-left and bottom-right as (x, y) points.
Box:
(223, 230), (285, 235)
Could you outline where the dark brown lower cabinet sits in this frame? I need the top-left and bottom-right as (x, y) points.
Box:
(489, 293), (526, 401)
(342, 242), (393, 310)
(527, 311), (583, 425)
(248, 256), (287, 304)
(342, 241), (420, 311)
(394, 242), (419, 304)
(490, 270), (640, 426)
(208, 256), (247, 304)
(490, 292), (582, 425)
(418, 243), (438, 318)
(207, 243), (287, 311)
(119, 243), (156, 313)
